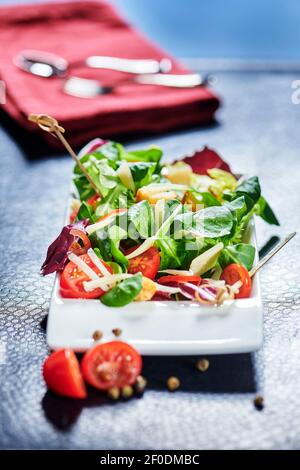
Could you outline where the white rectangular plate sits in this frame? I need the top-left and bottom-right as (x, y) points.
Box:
(47, 221), (263, 355)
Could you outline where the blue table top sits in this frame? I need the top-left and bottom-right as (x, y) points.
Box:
(1, 68), (300, 450)
(1, 0), (300, 451)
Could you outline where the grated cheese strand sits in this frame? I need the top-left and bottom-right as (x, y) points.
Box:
(86, 214), (116, 235)
(83, 273), (134, 292)
(126, 237), (157, 260)
(159, 269), (193, 276)
(87, 248), (111, 277)
(154, 283), (180, 294)
(127, 204), (183, 260)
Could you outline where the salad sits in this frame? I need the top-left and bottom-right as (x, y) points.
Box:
(41, 139), (279, 307)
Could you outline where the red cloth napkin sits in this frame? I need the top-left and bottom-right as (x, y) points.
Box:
(0, 1), (220, 147)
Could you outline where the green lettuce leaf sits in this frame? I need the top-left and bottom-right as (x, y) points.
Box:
(128, 162), (157, 189)
(100, 273), (143, 307)
(127, 201), (154, 240)
(192, 206), (234, 238)
(95, 185), (134, 218)
(255, 196), (279, 226)
(220, 243), (256, 271)
(122, 146), (163, 165)
(75, 201), (96, 223)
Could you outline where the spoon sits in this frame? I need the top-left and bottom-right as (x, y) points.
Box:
(14, 49), (172, 77)
(62, 73), (211, 98)
(250, 232), (296, 277)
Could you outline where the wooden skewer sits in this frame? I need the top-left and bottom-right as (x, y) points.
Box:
(28, 114), (101, 197)
(249, 232), (296, 278)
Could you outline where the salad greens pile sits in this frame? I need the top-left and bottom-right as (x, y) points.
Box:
(41, 139), (279, 307)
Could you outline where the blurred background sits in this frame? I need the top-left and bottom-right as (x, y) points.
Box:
(114, 0), (299, 62)
(1, 0), (299, 62)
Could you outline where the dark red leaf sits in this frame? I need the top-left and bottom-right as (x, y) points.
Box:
(41, 220), (88, 276)
(181, 146), (232, 175)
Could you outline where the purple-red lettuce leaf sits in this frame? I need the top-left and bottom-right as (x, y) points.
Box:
(180, 146), (232, 175)
(41, 220), (88, 276)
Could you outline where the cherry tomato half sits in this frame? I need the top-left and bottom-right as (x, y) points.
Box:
(158, 275), (202, 285)
(43, 349), (87, 399)
(220, 263), (252, 299)
(126, 246), (160, 280)
(60, 253), (112, 299)
(81, 341), (142, 390)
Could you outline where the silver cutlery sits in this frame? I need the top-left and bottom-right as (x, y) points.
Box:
(14, 49), (213, 98)
(14, 49), (172, 78)
(135, 73), (213, 88)
(86, 56), (172, 74)
(62, 73), (212, 98)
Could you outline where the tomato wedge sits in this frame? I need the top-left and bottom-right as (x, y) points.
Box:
(87, 194), (101, 209)
(43, 349), (87, 399)
(81, 341), (142, 390)
(60, 253), (112, 299)
(220, 263), (252, 299)
(69, 228), (91, 255)
(96, 208), (127, 223)
(158, 275), (201, 285)
(126, 246), (160, 280)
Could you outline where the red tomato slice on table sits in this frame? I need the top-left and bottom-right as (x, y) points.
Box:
(220, 263), (252, 299)
(158, 275), (201, 285)
(60, 253), (112, 299)
(81, 341), (142, 390)
(43, 349), (87, 399)
(126, 246), (160, 280)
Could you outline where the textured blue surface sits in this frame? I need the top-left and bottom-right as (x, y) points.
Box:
(1, 0), (300, 451)
(1, 71), (300, 449)
(0, 0), (300, 59)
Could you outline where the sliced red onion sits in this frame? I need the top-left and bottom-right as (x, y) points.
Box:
(152, 291), (173, 301)
(78, 138), (108, 157)
(178, 282), (199, 300)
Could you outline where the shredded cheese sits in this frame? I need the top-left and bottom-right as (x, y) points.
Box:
(154, 283), (180, 294)
(86, 214), (116, 235)
(87, 248), (111, 277)
(139, 183), (187, 194)
(83, 273), (133, 292)
(117, 161), (135, 192)
(126, 237), (157, 260)
(154, 198), (165, 231)
(159, 269), (193, 276)
(126, 204), (183, 260)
